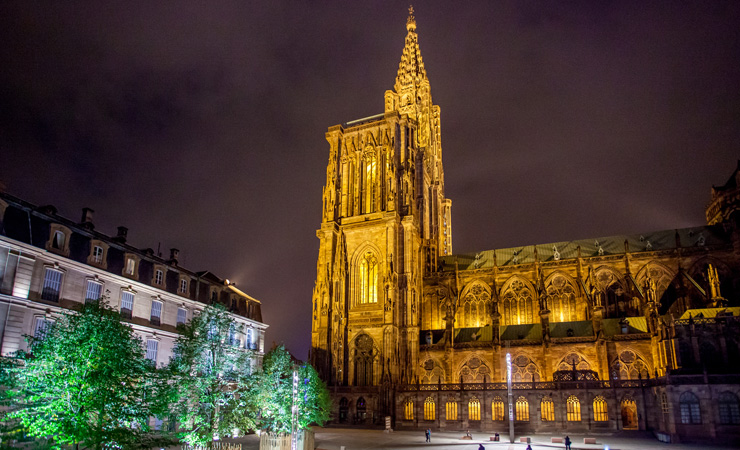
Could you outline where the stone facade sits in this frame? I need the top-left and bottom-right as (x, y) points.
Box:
(310, 9), (740, 445)
(0, 192), (268, 373)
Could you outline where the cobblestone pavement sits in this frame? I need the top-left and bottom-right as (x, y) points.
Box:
(223, 427), (735, 450)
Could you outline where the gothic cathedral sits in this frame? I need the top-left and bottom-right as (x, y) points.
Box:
(310, 9), (740, 444)
(311, 8), (451, 390)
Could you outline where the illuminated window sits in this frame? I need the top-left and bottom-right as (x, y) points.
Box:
(446, 401), (458, 421)
(154, 269), (163, 285)
(92, 245), (104, 263)
(150, 300), (162, 326)
(546, 275), (578, 322)
(424, 397), (436, 420)
(125, 257), (136, 276)
(120, 291), (134, 319)
(593, 396), (608, 421)
(363, 154), (377, 213)
(468, 397), (481, 421)
(456, 283), (491, 328)
(145, 339), (158, 362)
(719, 392), (740, 425)
(492, 396), (505, 421)
(679, 392), (701, 424)
(85, 280), (102, 303)
(41, 268), (63, 302)
(541, 396), (554, 422)
(179, 278), (188, 294)
(567, 395), (581, 421)
(404, 399), (414, 420)
(516, 396), (529, 421)
(358, 252), (378, 304)
(501, 279), (534, 325)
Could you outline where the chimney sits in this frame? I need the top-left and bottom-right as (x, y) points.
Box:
(80, 207), (94, 229)
(169, 248), (179, 265)
(115, 226), (128, 243)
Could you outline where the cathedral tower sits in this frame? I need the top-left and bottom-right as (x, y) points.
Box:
(310, 8), (452, 390)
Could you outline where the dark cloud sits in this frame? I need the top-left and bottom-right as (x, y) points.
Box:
(1, 0), (739, 359)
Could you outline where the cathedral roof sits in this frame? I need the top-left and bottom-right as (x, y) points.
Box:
(394, 6), (428, 93)
(678, 307), (740, 320)
(440, 224), (729, 271)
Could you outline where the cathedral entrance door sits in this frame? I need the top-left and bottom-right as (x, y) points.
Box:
(621, 399), (638, 429)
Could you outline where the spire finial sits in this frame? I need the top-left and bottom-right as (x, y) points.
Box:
(407, 5), (416, 31)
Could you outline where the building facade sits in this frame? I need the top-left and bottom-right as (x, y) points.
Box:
(310, 10), (740, 444)
(0, 191), (267, 374)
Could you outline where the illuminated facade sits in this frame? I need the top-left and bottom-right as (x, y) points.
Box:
(310, 9), (740, 444)
(0, 192), (268, 373)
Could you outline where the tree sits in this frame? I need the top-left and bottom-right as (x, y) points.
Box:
(0, 298), (165, 450)
(250, 345), (330, 433)
(166, 304), (255, 447)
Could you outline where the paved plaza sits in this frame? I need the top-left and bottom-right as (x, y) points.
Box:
(227, 427), (735, 450)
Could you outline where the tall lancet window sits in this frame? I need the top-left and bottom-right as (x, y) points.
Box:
(359, 252), (378, 304)
(363, 153), (377, 213)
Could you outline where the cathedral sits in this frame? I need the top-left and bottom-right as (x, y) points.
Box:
(310, 9), (740, 444)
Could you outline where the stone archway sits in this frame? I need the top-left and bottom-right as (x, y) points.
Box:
(621, 398), (638, 429)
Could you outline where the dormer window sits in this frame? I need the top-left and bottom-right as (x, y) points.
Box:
(125, 258), (135, 275)
(52, 231), (65, 249)
(87, 240), (109, 268)
(179, 278), (188, 295)
(122, 254), (139, 280)
(46, 224), (71, 256)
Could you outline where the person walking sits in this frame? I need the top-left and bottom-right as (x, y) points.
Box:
(564, 435), (572, 450)
(425, 428), (431, 443)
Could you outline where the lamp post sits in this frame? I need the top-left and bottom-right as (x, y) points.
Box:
(291, 369), (299, 450)
(506, 345), (514, 443)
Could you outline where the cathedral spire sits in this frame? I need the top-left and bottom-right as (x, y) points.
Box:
(394, 5), (428, 94)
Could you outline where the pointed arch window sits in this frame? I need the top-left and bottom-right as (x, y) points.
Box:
(404, 399), (414, 420)
(491, 396), (505, 421)
(501, 279), (534, 325)
(468, 397), (481, 421)
(354, 334), (374, 386)
(515, 396), (529, 421)
(546, 275), (578, 322)
(566, 395), (581, 421)
(359, 252), (378, 305)
(363, 152), (377, 213)
(446, 400), (458, 421)
(541, 396), (555, 422)
(424, 397), (436, 420)
(457, 283), (492, 327)
(593, 396), (608, 421)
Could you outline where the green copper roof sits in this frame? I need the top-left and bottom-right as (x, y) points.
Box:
(439, 225), (728, 271)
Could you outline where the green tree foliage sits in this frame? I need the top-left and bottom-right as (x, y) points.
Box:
(0, 299), (166, 450)
(250, 345), (330, 433)
(166, 304), (255, 447)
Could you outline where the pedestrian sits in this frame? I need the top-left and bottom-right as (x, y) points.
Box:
(425, 428), (431, 443)
(466, 429), (471, 437)
(564, 435), (571, 450)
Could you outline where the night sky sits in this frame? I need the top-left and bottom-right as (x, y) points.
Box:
(1, 1), (739, 360)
